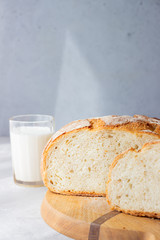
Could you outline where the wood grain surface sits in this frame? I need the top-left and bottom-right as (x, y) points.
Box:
(41, 190), (160, 240)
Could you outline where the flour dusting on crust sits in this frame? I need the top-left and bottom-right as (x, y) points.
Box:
(100, 115), (160, 126)
(100, 115), (134, 125)
(134, 115), (160, 125)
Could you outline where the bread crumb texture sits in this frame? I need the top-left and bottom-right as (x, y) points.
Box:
(107, 141), (160, 218)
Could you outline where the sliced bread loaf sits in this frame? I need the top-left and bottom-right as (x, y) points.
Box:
(106, 141), (160, 218)
(42, 115), (160, 196)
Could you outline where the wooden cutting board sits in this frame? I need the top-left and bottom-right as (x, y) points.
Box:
(41, 190), (160, 240)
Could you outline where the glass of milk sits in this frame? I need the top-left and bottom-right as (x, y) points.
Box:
(9, 115), (54, 187)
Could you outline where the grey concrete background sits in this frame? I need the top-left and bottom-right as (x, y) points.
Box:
(0, 0), (160, 136)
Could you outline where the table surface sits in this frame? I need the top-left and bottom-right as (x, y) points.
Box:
(0, 137), (71, 240)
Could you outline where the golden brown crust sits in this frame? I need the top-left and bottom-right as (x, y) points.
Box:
(47, 189), (105, 197)
(109, 205), (160, 219)
(42, 115), (160, 197)
(106, 140), (160, 219)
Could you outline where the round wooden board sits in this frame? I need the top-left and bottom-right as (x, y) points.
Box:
(41, 190), (160, 240)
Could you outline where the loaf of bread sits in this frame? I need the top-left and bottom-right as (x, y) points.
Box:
(41, 115), (160, 196)
(106, 141), (160, 218)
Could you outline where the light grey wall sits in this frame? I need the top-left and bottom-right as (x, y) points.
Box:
(0, 0), (160, 136)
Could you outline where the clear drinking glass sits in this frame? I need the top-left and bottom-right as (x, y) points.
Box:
(9, 115), (55, 187)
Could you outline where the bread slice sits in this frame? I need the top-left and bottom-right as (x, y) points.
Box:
(42, 115), (160, 196)
(106, 141), (160, 218)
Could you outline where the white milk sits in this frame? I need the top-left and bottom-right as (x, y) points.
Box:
(10, 126), (53, 182)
